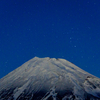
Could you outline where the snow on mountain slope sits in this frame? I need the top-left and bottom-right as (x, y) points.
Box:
(0, 57), (100, 100)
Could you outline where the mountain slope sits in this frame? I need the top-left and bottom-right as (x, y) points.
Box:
(0, 57), (100, 100)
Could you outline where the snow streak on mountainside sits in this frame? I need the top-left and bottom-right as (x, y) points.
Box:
(0, 57), (100, 100)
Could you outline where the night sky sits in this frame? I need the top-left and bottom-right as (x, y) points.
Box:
(0, 0), (100, 78)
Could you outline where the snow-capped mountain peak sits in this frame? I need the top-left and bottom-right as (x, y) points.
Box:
(0, 57), (100, 100)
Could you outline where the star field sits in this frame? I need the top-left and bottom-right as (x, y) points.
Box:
(0, 0), (100, 78)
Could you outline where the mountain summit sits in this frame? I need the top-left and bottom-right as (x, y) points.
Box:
(0, 57), (100, 100)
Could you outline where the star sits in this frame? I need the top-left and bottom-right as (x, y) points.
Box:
(74, 45), (76, 47)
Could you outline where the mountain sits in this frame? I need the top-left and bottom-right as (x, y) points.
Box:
(0, 57), (100, 100)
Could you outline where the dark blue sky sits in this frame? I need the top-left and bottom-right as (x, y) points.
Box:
(0, 0), (100, 78)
